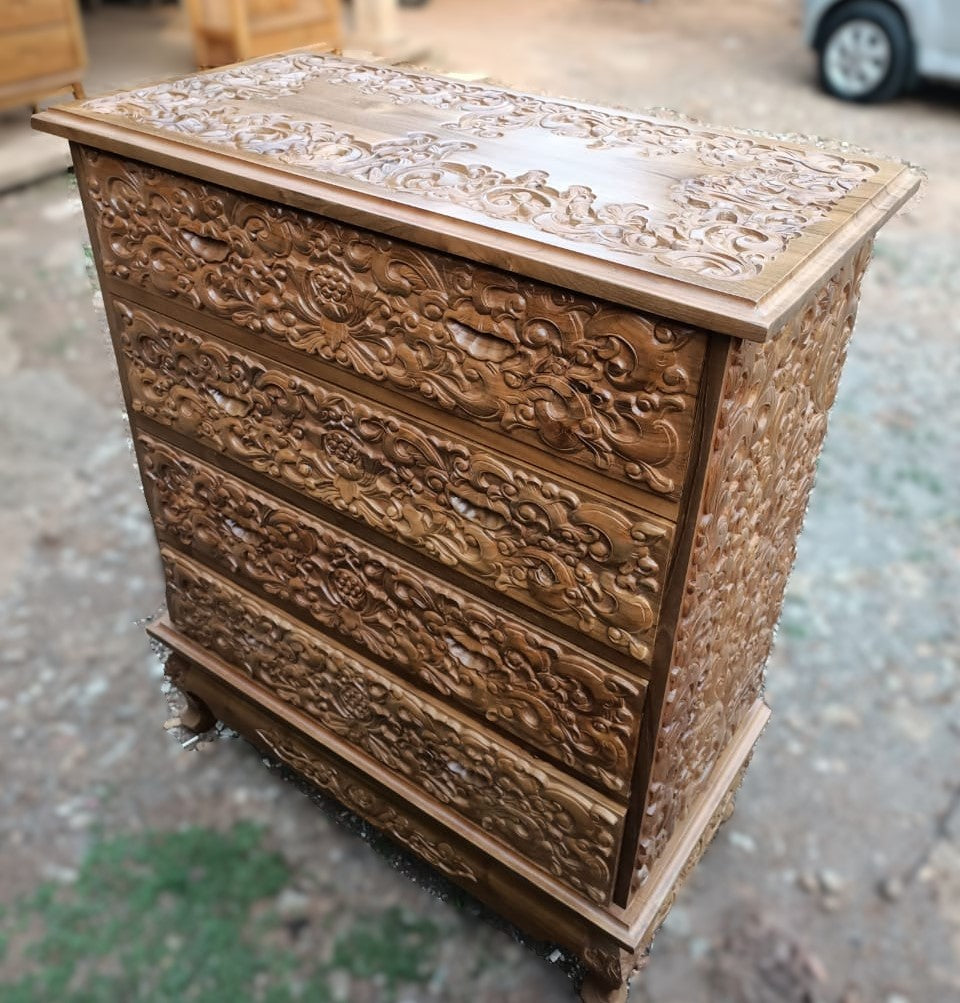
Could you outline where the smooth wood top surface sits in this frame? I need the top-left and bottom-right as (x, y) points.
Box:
(33, 47), (919, 339)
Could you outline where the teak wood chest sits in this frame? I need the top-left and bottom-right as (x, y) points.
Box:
(34, 51), (919, 1001)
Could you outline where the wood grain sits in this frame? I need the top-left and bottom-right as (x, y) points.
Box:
(115, 298), (675, 661)
(80, 148), (707, 502)
(33, 51), (920, 338)
(0, 0), (85, 110)
(139, 439), (646, 794)
(57, 51), (917, 998)
(159, 619), (625, 904)
(630, 244), (872, 894)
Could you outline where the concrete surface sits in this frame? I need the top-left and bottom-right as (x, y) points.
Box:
(0, 2), (958, 1001)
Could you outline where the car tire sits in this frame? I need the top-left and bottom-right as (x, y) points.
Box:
(817, 0), (914, 102)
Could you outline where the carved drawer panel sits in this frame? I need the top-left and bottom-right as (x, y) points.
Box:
(116, 299), (674, 661)
(82, 148), (706, 502)
(140, 434), (646, 794)
(157, 562), (625, 903)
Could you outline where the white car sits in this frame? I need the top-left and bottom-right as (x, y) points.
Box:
(805, 0), (960, 101)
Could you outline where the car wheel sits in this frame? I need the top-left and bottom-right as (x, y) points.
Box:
(817, 0), (914, 102)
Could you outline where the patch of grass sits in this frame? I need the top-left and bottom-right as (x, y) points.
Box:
(0, 824), (440, 1003)
(328, 906), (440, 1000)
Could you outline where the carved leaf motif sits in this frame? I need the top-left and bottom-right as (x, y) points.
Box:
(79, 53), (877, 279)
(82, 149), (704, 498)
(632, 245), (871, 892)
(118, 302), (673, 660)
(140, 438), (645, 792)
(254, 727), (480, 885)
(161, 555), (624, 902)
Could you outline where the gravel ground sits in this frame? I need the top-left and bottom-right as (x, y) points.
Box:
(0, 2), (958, 1001)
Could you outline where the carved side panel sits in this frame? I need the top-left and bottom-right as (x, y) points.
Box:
(80, 148), (705, 499)
(159, 564), (624, 903)
(117, 301), (673, 661)
(140, 441), (644, 793)
(633, 246), (871, 890)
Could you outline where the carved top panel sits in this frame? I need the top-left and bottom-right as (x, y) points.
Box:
(38, 52), (918, 337)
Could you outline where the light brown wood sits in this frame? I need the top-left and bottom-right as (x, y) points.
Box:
(0, 0), (86, 111)
(183, 0), (340, 69)
(33, 50), (918, 338)
(47, 53), (917, 999)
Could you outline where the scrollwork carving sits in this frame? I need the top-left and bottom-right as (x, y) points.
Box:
(81, 150), (703, 497)
(160, 560), (623, 901)
(255, 727), (480, 885)
(142, 454), (645, 793)
(633, 245), (871, 891)
(79, 54), (878, 280)
(118, 303), (672, 660)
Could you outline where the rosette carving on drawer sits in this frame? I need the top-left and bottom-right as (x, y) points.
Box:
(83, 149), (705, 499)
(141, 440), (645, 792)
(157, 561), (624, 903)
(117, 302), (673, 661)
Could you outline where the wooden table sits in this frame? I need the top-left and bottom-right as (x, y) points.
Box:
(34, 50), (918, 1001)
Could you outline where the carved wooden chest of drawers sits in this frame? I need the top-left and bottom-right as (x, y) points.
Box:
(34, 51), (918, 1001)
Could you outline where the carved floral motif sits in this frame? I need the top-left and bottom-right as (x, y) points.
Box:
(140, 443), (645, 792)
(79, 54), (878, 279)
(255, 726), (480, 885)
(117, 303), (672, 660)
(161, 555), (624, 901)
(82, 151), (703, 498)
(633, 245), (871, 891)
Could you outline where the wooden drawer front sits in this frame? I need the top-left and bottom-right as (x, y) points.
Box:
(117, 300), (673, 662)
(83, 149), (706, 502)
(141, 436), (644, 794)
(0, 24), (78, 86)
(158, 566), (624, 903)
(6, 0), (67, 31)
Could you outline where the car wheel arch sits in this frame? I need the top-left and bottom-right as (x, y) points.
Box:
(813, 0), (914, 51)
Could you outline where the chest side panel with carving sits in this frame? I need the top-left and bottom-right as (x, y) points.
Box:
(80, 147), (706, 501)
(158, 554), (624, 904)
(138, 433), (645, 794)
(632, 245), (871, 891)
(115, 300), (673, 662)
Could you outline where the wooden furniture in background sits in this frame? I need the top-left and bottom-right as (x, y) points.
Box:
(34, 51), (918, 1002)
(0, 0), (86, 110)
(183, 0), (340, 68)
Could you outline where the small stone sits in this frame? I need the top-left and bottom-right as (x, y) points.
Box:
(548, 948), (563, 963)
(821, 704), (862, 728)
(163, 717), (181, 730)
(878, 875), (904, 902)
(276, 888), (310, 922)
(819, 869), (846, 895)
(689, 936), (712, 960)
(798, 871), (819, 893)
(328, 969), (350, 1002)
(728, 831), (756, 853)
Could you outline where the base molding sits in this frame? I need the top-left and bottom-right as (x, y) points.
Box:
(154, 620), (769, 997)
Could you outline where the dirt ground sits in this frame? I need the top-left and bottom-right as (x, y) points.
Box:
(1, 1), (958, 1001)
